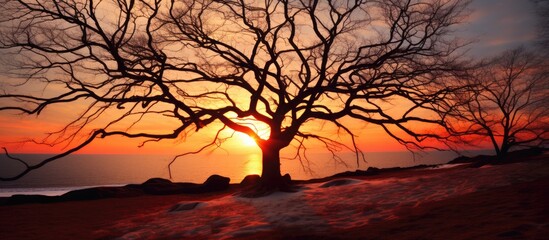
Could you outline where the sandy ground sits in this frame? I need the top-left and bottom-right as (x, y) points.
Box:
(0, 155), (547, 240)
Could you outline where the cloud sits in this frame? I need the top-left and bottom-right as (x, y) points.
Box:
(460, 0), (538, 56)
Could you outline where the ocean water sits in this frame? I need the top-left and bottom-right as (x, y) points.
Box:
(0, 150), (492, 197)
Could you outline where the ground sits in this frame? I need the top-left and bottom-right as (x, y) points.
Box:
(0, 154), (547, 240)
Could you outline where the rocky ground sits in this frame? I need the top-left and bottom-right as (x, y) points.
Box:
(0, 151), (547, 239)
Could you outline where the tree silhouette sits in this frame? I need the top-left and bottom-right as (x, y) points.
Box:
(444, 48), (548, 160)
(0, 0), (469, 190)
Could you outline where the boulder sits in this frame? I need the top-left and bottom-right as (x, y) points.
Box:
(61, 187), (115, 201)
(203, 175), (230, 191)
(283, 173), (292, 184)
(6, 194), (58, 205)
(61, 186), (143, 201)
(331, 168), (377, 178)
(240, 174), (261, 186)
(139, 175), (230, 195)
(142, 182), (199, 195)
(448, 155), (492, 164)
(2, 175), (232, 205)
(136, 178), (182, 194)
(142, 178), (173, 185)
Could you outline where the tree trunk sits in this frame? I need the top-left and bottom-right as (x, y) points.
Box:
(260, 147), (283, 188)
(496, 150), (505, 161)
(498, 142), (511, 161)
(238, 143), (295, 197)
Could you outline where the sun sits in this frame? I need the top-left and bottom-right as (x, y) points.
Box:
(235, 132), (257, 146)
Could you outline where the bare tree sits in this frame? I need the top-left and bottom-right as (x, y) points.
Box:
(444, 47), (548, 160)
(0, 0), (469, 191)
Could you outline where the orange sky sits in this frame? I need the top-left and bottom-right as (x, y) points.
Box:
(0, 0), (537, 155)
(0, 106), (410, 155)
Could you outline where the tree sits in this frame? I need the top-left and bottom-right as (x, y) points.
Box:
(444, 48), (548, 160)
(0, 0), (469, 190)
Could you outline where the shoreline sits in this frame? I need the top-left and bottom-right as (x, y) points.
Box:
(1, 148), (544, 205)
(0, 149), (488, 190)
(0, 151), (547, 239)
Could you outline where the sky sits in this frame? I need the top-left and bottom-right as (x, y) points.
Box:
(0, 0), (542, 155)
(462, 0), (540, 56)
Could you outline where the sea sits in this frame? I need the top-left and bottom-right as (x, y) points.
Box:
(0, 150), (493, 197)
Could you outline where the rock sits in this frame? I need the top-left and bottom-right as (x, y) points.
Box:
(240, 174), (291, 187)
(331, 168), (378, 178)
(2, 175), (232, 206)
(6, 194), (58, 205)
(142, 182), (199, 195)
(61, 187), (114, 201)
(138, 175), (231, 195)
(240, 174), (261, 186)
(61, 187), (143, 201)
(283, 173), (292, 184)
(447, 148), (545, 166)
(448, 155), (493, 164)
(169, 202), (202, 212)
(142, 178), (173, 185)
(319, 179), (357, 188)
(203, 175), (230, 191)
(328, 165), (436, 179)
(138, 178), (183, 194)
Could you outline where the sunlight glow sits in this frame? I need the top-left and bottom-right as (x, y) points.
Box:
(235, 132), (258, 147)
(244, 154), (262, 176)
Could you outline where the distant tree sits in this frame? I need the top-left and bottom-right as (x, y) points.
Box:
(0, 0), (469, 191)
(444, 48), (548, 160)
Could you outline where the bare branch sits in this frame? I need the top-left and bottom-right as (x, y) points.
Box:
(1, 0), (472, 186)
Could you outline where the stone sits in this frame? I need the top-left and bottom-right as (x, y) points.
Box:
(6, 194), (57, 205)
(282, 173), (292, 184)
(61, 187), (143, 201)
(142, 178), (173, 185)
(3, 175), (232, 205)
(169, 202), (201, 212)
(240, 174), (261, 186)
(203, 174), (230, 191)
